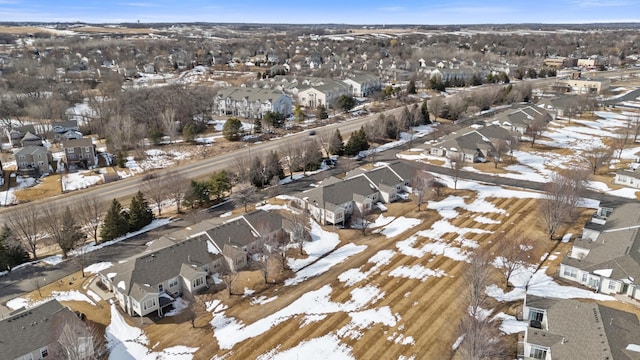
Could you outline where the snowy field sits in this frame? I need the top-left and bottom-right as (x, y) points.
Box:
(401, 108), (640, 199)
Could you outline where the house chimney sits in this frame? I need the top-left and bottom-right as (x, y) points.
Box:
(562, 337), (567, 344)
(188, 255), (191, 262)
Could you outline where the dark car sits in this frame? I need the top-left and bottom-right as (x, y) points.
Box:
(309, 130), (316, 136)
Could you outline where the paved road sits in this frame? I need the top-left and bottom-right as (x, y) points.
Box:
(0, 106), (404, 218)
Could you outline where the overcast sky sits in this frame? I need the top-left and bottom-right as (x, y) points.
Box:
(1, 0), (639, 24)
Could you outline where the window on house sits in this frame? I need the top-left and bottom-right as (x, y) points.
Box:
(563, 267), (577, 278)
(193, 277), (204, 288)
(582, 273), (588, 282)
(68, 148), (74, 153)
(528, 309), (544, 322)
(169, 277), (178, 288)
(41, 347), (49, 358)
(85, 147), (90, 152)
(529, 345), (547, 360)
(608, 281), (617, 291)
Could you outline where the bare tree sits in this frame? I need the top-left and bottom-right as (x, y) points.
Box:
(279, 142), (300, 180)
(429, 96), (444, 121)
(495, 233), (533, 287)
(231, 182), (256, 213)
(160, 108), (178, 143)
(490, 139), (509, 169)
(526, 117), (549, 147)
(464, 249), (494, 319)
(231, 153), (253, 183)
(538, 170), (588, 239)
(41, 205), (83, 258)
(75, 196), (104, 245)
(288, 211), (309, 255)
(411, 170), (433, 211)
(8, 203), (41, 259)
(457, 313), (507, 360)
(55, 318), (107, 360)
(450, 153), (465, 190)
(580, 145), (613, 175)
(507, 131), (520, 161)
(142, 175), (170, 217)
(352, 205), (374, 235)
(166, 172), (189, 214)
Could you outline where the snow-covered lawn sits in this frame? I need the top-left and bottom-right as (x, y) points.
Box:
(7, 290), (96, 310)
(106, 304), (198, 359)
(287, 220), (341, 272)
(62, 171), (103, 191)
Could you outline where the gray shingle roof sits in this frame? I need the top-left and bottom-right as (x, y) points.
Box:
(305, 176), (378, 208)
(102, 236), (218, 299)
(217, 87), (286, 103)
(525, 296), (640, 360)
(563, 203), (640, 281)
(0, 300), (79, 359)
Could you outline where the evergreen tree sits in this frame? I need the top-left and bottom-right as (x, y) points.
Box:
(209, 170), (232, 201)
(328, 129), (344, 156)
(420, 99), (431, 124)
(337, 95), (356, 112)
(264, 151), (285, 181)
(294, 105), (305, 123)
(249, 156), (265, 188)
(315, 105), (328, 120)
(253, 117), (262, 133)
(344, 127), (369, 156)
(184, 180), (210, 208)
(100, 199), (129, 242)
(407, 78), (417, 94)
(128, 191), (154, 231)
(222, 118), (243, 141)
(182, 123), (197, 143)
(0, 225), (28, 272)
(59, 207), (84, 258)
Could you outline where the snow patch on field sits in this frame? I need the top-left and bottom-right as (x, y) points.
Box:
(212, 284), (384, 350)
(107, 304), (198, 359)
(288, 220), (340, 271)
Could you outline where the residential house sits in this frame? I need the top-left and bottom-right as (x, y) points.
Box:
(342, 72), (382, 97)
(6, 125), (36, 148)
(297, 80), (351, 109)
(428, 128), (492, 163)
(300, 160), (420, 225)
(189, 210), (290, 271)
(214, 87), (293, 119)
(346, 161), (421, 203)
(51, 120), (79, 141)
(304, 176), (380, 225)
(63, 138), (97, 169)
(0, 299), (95, 360)
(615, 169), (640, 189)
(99, 236), (225, 317)
(523, 295), (640, 360)
(14, 146), (52, 177)
(20, 132), (43, 147)
(559, 203), (640, 300)
(493, 105), (552, 134)
(60, 130), (83, 141)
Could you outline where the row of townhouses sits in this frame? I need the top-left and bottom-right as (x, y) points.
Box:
(426, 105), (552, 163)
(213, 73), (382, 119)
(98, 210), (290, 317)
(299, 160), (421, 225)
(559, 202), (640, 301)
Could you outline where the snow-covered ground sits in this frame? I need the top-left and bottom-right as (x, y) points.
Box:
(106, 304), (198, 359)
